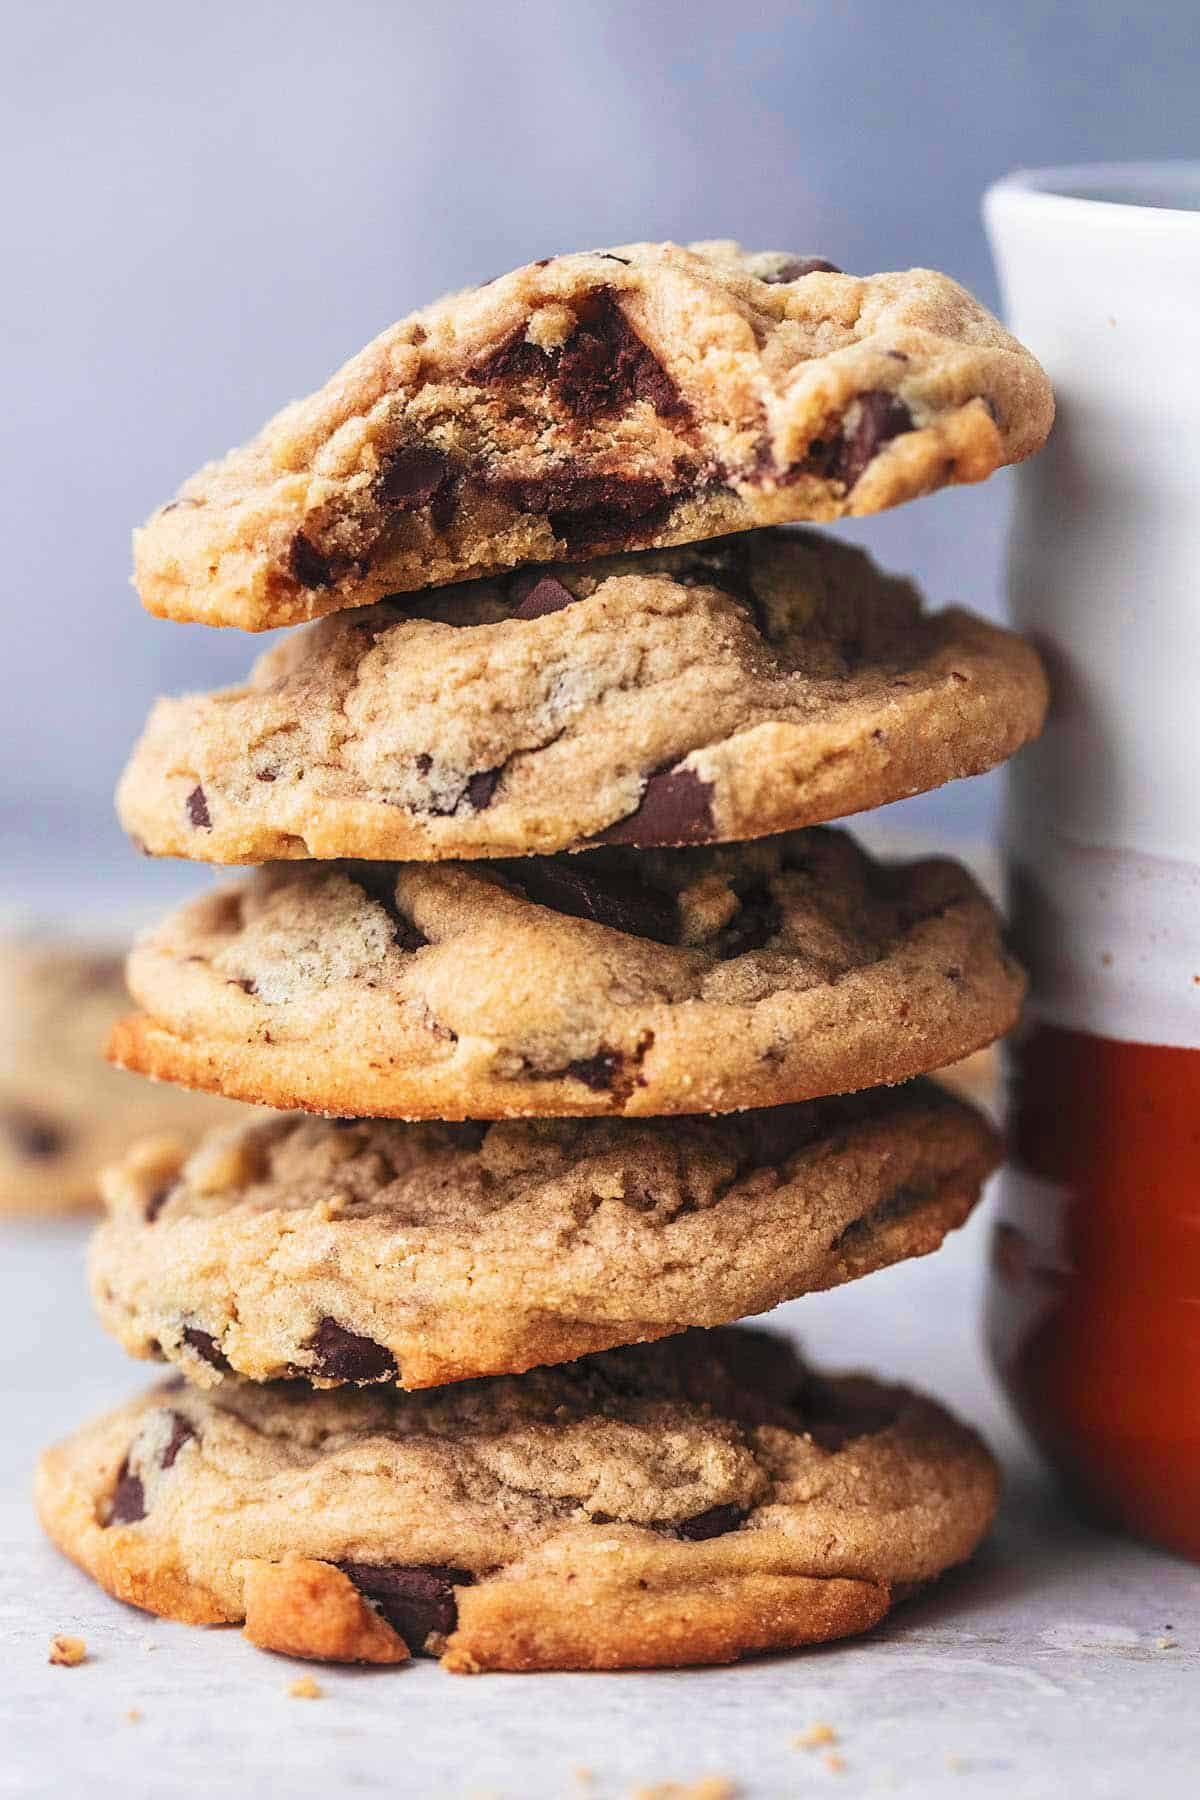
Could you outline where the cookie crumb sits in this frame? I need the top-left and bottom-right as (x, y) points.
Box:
(1157, 1636), (1178, 1650)
(823, 1752), (846, 1774)
(632, 1782), (737, 1800)
(793, 1722), (837, 1750)
(574, 1772), (595, 1792)
(48, 1634), (87, 1667)
(126, 1708), (142, 1724)
(287, 1675), (323, 1699)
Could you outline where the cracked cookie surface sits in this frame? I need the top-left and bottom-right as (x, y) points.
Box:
(0, 938), (250, 1215)
(119, 530), (1047, 863)
(133, 241), (1052, 631)
(107, 828), (1024, 1119)
(89, 1080), (998, 1389)
(35, 1326), (999, 1671)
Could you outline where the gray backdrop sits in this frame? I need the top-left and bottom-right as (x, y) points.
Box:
(4, 0), (1195, 905)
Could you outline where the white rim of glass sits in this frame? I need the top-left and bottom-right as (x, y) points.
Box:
(985, 162), (1200, 231)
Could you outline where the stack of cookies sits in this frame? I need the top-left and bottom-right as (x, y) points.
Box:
(37, 242), (1052, 1674)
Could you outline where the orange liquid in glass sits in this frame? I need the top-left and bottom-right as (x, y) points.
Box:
(988, 1023), (1200, 1559)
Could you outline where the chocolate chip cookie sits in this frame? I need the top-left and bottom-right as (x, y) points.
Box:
(35, 1326), (999, 1671)
(107, 829), (1024, 1119)
(119, 530), (1047, 863)
(89, 1080), (997, 1389)
(0, 937), (250, 1216)
(132, 241), (1053, 631)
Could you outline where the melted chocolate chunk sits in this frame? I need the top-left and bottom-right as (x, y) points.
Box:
(143, 1183), (174, 1224)
(762, 257), (841, 282)
(511, 575), (578, 620)
(376, 444), (454, 513)
(717, 882), (783, 958)
(463, 768), (502, 811)
(349, 869), (429, 952)
(182, 1327), (230, 1372)
(160, 1411), (196, 1469)
(555, 291), (687, 422)
(289, 532), (334, 589)
(107, 1459), (146, 1526)
(797, 1372), (897, 1451)
(337, 1563), (472, 1653)
(565, 1049), (625, 1092)
(1, 1104), (65, 1160)
(510, 859), (678, 944)
(487, 471), (676, 553)
(594, 766), (717, 849)
(810, 390), (915, 491)
(676, 1503), (747, 1541)
(186, 785), (211, 830)
(477, 290), (686, 424)
(307, 1317), (396, 1384)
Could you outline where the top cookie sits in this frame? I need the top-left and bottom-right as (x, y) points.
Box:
(118, 530), (1048, 863)
(133, 241), (1053, 631)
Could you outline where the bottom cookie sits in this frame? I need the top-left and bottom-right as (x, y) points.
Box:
(35, 1328), (999, 1672)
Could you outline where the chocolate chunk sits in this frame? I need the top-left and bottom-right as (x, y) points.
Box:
(811, 390), (915, 491)
(598, 253), (632, 265)
(717, 883), (783, 958)
(228, 976), (257, 994)
(762, 257), (841, 283)
(487, 472), (675, 553)
(182, 1327), (230, 1372)
(255, 767), (278, 783)
(376, 444), (454, 513)
(797, 1373), (897, 1451)
(554, 291), (687, 423)
(307, 1317), (396, 1384)
(289, 532), (334, 589)
(348, 869), (428, 952)
(510, 859), (678, 944)
(676, 1503), (747, 1542)
(337, 1563), (472, 1653)
(1, 1104), (65, 1160)
(477, 290), (686, 424)
(594, 766), (717, 849)
(464, 768), (501, 811)
(160, 1411), (196, 1469)
(186, 785), (211, 830)
(566, 1049), (625, 1092)
(143, 1183), (174, 1224)
(107, 1459), (146, 1526)
(739, 1102), (822, 1170)
(511, 575), (578, 620)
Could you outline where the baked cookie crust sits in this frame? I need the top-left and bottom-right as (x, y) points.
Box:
(34, 1328), (1000, 1671)
(108, 829), (1024, 1119)
(132, 241), (1053, 632)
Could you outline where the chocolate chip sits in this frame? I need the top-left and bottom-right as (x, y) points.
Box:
(464, 768), (501, 810)
(554, 291), (687, 423)
(487, 472), (675, 553)
(107, 1460), (146, 1526)
(511, 575), (578, 620)
(762, 257), (841, 282)
(228, 976), (257, 994)
(376, 444), (454, 513)
(676, 1503), (747, 1542)
(810, 390), (915, 491)
(160, 1411), (196, 1469)
(348, 869), (428, 952)
(1, 1104), (65, 1160)
(717, 883), (783, 958)
(566, 1049), (625, 1092)
(255, 768), (278, 783)
(307, 1317), (396, 1384)
(593, 766), (717, 848)
(186, 785), (211, 830)
(182, 1327), (229, 1372)
(337, 1563), (472, 1653)
(598, 253), (632, 265)
(509, 859), (678, 944)
(289, 532), (334, 589)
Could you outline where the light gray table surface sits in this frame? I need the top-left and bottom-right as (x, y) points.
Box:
(3, 1199), (1197, 1800)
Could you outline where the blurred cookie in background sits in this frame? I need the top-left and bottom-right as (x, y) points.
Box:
(1, 937), (253, 1217)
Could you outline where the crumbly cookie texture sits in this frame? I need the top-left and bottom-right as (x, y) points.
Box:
(118, 530), (1047, 864)
(133, 241), (1053, 631)
(89, 1080), (998, 1390)
(0, 939), (250, 1216)
(108, 828), (1024, 1119)
(34, 1327), (1000, 1672)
